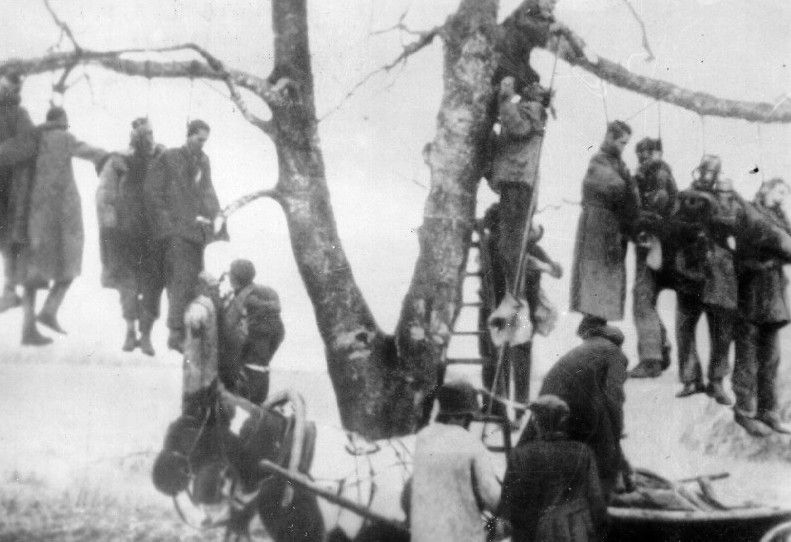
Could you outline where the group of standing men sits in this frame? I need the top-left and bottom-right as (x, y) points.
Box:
(570, 119), (791, 438)
(0, 69), (237, 356)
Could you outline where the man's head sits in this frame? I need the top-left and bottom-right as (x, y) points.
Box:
(538, 0), (558, 17)
(757, 177), (789, 208)
(604, 120), (632, 156)
(229, 259), (256, 292)
(46, 106), (68, 126)
(435, 380), (479, 427)
(499, 76), (517, 100)
(186, 119), (210, 154)
(0, 71), (22, 102)
(635, 137), (661, 165)
(528, 394), (569, 438)
(130, 117), (154, 155)
(692, 154), (722, 190)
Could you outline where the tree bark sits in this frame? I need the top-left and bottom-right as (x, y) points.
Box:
(394, 0), (500, 430)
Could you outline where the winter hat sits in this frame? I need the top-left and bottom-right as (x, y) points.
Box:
(229, 259), (256, 288)
(437, 380), (479, 417)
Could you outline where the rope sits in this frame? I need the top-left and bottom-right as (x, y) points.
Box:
(600, 81), (610, 124)
(656, 100), (662, 141)
(186, 77), (195, 125)
(756, 124), (767, 183)
(484, 47), (560, 427)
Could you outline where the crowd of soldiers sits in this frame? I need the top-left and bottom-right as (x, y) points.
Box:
(0, 71), (284, 394)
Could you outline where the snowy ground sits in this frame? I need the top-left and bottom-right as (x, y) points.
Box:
(1, 280), (791, 541)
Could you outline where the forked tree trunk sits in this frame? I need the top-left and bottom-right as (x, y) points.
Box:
(267, 0), (501, 438)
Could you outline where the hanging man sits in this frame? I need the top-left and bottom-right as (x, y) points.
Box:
(671, 156), (738, 404)
(144, 119), (226, 352)
(629, 137), (678, 378)
(570, 121), (639, 334)
(97, 117), (165, 355)
(733, 178), (791, 436)
(0, 70), (35, 313)
(14, 106), (107, 345)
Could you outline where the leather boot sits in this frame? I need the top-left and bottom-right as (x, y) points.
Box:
(629, 360), (662, 379)
(167, 328), (185, 353)
(757, 411), (791, 435)
(706, 380), (733, 406)
(21, 288), (52, 346)
(0, 287), (21, 313)
(138, 318), (156, 357)
(38, 281), (71, 335)
(122, 319), (138, 352)
(660, 344), (672, 371)
(676, 381), (705, 398)
(734, 412), (773, 438)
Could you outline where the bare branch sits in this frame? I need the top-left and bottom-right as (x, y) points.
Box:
(543, 25), (791, 123)
(43, 0), (81, 53)
(319, 26), (441, 121)
(618, 0), (655, 62)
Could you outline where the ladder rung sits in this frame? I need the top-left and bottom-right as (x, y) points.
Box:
(464, 271), (482, 278)
(451, 330), (485, 336)
(445, 357), (484, 365)
(462, 301), (482, 307)
(470, 241), (480, 248)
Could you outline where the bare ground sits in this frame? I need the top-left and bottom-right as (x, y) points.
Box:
(1, 300), (791, 540)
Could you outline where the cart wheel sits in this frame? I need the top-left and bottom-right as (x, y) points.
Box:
(761, 520), (791, 542)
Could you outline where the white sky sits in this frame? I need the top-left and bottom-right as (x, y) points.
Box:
(0, 0), (790, 370)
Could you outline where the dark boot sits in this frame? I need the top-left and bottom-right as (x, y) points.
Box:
(21, 288), (52, 346)
(757, 411), (791, 435)
(0, 286), (21, 313)
(660, 344), (672, 371)
(38, 280), (71, 334)
(629, 360), (662, 379)
(676, 381), (705, 398)
(122, 320), (138, 352)
(138, 318), (156, 357)
(167, 328), (184, 353)
(706, 380), (733, 406)
(734, 412), (773, 438)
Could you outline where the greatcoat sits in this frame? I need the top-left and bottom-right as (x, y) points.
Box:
(0, 98), (35, 251)
(517, 325), (629, 497)
(570, 146), (639, 321)
(15, 119), (105, 287)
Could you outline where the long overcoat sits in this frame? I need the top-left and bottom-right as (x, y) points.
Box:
(736, 201), (791, 325)
(96, 146), (164, 289)
(570, 148), (638, 321)
(517, 325), (629, 497)
(15, 120), (105, 287)
(0, 99), (35, 251)
(502, 439), (607, 542)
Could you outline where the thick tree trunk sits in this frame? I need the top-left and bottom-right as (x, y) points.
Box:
(393, 0), (500, 430)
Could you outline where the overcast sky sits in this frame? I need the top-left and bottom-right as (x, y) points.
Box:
(1, 0), (789, 369)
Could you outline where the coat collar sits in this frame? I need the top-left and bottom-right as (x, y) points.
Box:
(581, 324), (625, 347)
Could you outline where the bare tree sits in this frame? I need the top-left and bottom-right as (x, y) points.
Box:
(4, 0), (790, 438)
